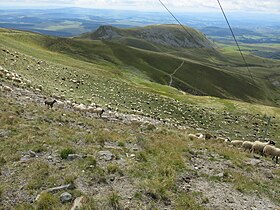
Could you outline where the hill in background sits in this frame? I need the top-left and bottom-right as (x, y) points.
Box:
(77, 25), (280, 106)
(80, 24), (214, 50)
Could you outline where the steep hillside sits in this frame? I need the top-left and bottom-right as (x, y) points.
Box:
(80, 24), (214, 50)
(0, 27), (279, 137)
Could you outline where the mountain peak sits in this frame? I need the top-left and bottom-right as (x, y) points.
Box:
(80, 24), (214, 49)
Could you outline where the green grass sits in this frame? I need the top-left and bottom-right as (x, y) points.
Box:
(36, 192), (60, 210)
(60, 148), (76, 159)
(107, 191), (122, 210)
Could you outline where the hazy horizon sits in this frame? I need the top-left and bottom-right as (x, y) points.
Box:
(0, 0), (279, 14)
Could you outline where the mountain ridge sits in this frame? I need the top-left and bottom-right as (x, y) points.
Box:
(79, 24), (214, 50)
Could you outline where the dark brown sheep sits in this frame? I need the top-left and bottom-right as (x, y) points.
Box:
(45, 100), (57, 108)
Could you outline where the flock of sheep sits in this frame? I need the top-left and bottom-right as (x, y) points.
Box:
(188, 133), (279, 163)
(2, 51), (279, 164)
(44, 99), (105, 118)
(44, 99), (280, 163)
(0, 65), (30, 86)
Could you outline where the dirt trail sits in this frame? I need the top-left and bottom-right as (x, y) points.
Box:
(169, 60), (185, 86)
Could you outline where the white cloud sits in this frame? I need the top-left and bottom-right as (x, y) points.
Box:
(1, 0), (280, 13)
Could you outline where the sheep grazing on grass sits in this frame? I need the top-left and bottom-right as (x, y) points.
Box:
(251, 140), (275, 155)
(215, 137), (231, 143)
(229, 140), (244, 147)
(55, 100), (65, 109)
(73, 104), (87, 113)
(3, 85), (13, 92)
(188, 133), (204, 140)
(263, 145), (280, 163)
(44, 100), (57, 108)
(242, 141), (254, 152)
(88, 107), (105, 118)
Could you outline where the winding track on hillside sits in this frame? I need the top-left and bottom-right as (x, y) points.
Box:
(169, 60), (185, 86)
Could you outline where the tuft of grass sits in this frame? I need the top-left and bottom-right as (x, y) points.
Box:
(96, 134), (106, 147)
(117, 141), (125, 147)
(0, 186), (3, 199)
(64, 174), (77, 185)
(107, 191), (122, 210)
(0, 156), (6, 167)
(36, 192), (59, 210)
(27, 161), (50, 190)
(107, 163), (123, 176)
(14, 203), (35, 210)
(82, 197), (99, 210)
(136, 151), (148, 162)
(31, 145), (47, 153)
(60, 148), (75, 159)
(175, 193), (206, 210)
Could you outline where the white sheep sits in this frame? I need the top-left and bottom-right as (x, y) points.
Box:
(195, 133), (204, 139)
(188, 133), (204, 141)
(55, 100), (65, 109)
(12, 77), (22, 83)
(251, 140), (275, 155)
(241, 141), (254, 151)
(188, 134), (198, 140)
(229, 140), (243, 147)
(263, 145), (280, 163)
(87, 107), (104, 118)
(74, 104), (87, 112)
(3, 85), (13, 92)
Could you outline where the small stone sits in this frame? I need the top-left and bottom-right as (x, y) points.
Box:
(60, 192), (72, 203)
(163, 198), (171, 206)
(98, 151), (114, 161)
(246, 159), (261, 166)
(215, 172), (224, 178)
(0, 129), (11, 138)
(20, 157), (29, 162)
(67, 154), (82, 161)
(29, 150), (37, 158)
(227, 197), (234, 203)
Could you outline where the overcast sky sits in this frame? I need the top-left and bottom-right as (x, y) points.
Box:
(0, 0), (279, 13)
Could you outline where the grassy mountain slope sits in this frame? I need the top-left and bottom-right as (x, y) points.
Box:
(0, 27), (280, 136)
